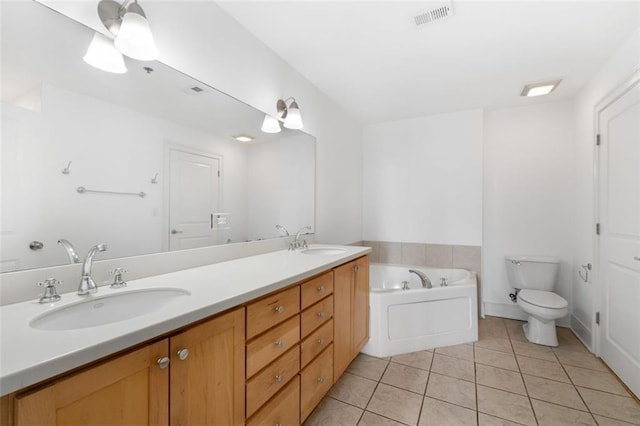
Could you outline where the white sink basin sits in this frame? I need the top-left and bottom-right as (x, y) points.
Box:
(30, 288), (190, 331)
(301, 247), (347, 256)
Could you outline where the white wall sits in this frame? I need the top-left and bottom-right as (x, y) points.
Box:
(483, 101), (576, 324)
(362, 109), (483, 245)
(572, 28), (640, 348)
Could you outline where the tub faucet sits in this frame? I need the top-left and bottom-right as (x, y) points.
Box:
(409, 269), (432, 289)
(78, 244), (107, 295)
(57, 239), (79, 264)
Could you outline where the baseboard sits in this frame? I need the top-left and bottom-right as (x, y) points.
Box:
(484, 302), (571, 327)
(570, 314), (593, 352)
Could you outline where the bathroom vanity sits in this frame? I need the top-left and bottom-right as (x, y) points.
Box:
(0, 247), (370, 425)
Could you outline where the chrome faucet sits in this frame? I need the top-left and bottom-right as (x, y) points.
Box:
(275, 224), (290, 236)
(78, 244), (107, 295)
(409, 269), (432, 289)
(290, 226), (311, 250)
(57, 239), (79, 264)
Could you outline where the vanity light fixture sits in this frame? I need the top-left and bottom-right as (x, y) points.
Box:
(84, 0), (159, 73)
(233, 135), (254, 142)
(277, 97), (304, 129)
(521, 80), (561, 97)
(261, 114), (282, 133)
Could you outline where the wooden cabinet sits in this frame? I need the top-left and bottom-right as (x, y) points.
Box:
(333, 255), (370, 380)
(15, 340), (169, 426)
(300, 344), (333, 421)
(15, 308), (245, 426)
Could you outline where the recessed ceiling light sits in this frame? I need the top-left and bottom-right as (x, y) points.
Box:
(234, 135), (254, 142)
(521, 80), (561, 97)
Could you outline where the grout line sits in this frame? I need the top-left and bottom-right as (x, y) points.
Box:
(510, 326), (539, 426)
(529, 397), (591, 414)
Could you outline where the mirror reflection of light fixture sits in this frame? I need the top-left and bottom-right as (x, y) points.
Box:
(277, 97), (304, 129)
(233, 134), (254, 142)
(83, 32), (127, 74)
(261, 114), (282, 133)
(84, 0), (159, 73)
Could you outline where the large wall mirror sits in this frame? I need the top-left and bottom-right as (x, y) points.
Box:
(1, 1), (315, 273)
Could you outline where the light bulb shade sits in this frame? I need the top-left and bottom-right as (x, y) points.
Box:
(114, 12), (159, 61)
(283, 101), (303, 129)
(261, 114), (281, 133)
(83, 32), (127, 74)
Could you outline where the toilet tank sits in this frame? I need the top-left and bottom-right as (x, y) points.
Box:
(505, 255), (560, 291)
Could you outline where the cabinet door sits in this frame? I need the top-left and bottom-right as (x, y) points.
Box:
(16, 340), (169, 426)
(169, 307), (245, 426)
(333, 260), (354, 380)
(352, 256), (370, 354)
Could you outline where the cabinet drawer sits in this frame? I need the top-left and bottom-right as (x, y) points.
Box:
(300, 319), (333, 368)
(246, 315), (300, 378)
(246, 346), (300, 417)
(300, 344), (333, 422)
(247, 375), (300, 426)
(246, 286), (300, 339)
(300, 295), (333, 338)
(301, 271), (334, 310)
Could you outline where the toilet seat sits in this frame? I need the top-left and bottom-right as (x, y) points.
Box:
(519, 289), (567, 309)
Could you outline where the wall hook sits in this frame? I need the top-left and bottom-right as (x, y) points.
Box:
(150, 172), (159, 184)
(578, 263), (592, 283)
(62, 161), (72, 175)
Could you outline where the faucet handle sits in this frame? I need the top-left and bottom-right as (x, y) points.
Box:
(38, 278), (62, 303)
(109, 268), (128, 288)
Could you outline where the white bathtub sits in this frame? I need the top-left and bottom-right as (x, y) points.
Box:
(362, 263), (478, 358)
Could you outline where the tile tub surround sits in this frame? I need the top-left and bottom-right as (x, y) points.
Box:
(305, 316), (640, 426)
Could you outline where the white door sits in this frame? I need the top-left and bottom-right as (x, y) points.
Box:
(597, 79), (640, 397)
(169, 150), (220, 251)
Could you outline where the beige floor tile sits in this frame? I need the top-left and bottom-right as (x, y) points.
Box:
(358, 411), (405, 426)
(476, 364), (526, 396)
(431, 353), (475, 382)
(425, 372), (476, 410)
(475, 347), (519, 372)
(511, 340), (557, 362)
(564, 365), (629, 396)
(523, 374), (587, 411)
(577, 387), (640, 424)
(506, 323), (528, 343)
(478, 413), (524, 426)
(477, 385), (536, 426)
(435, 344), (475, 361)
(553, 349), (608, 372)
(329, 373), (378, 408)
(419, 397), (477, 426)
(347, 354), (390, 381)
(556, 328), (589, 353)
(304, 397), (363, 426)
(593, 414), (638, 426)
(475, 337), (513, 354)
(381, 362), (429, 394)
(367, 383), (423, 425)
(479, 324), (510, 340)
(516, 355), (570, 383)
(392, 350), (433, 370)
(531, 399), (596, 426)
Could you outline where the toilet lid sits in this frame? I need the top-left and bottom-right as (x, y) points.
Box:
(519, 289), (568, 309)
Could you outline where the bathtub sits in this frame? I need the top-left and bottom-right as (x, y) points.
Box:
(362, 263), (478, 358)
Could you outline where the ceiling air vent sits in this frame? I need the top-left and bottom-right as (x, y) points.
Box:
(182, 85), (208, 96)
(413, 1), (454, 28)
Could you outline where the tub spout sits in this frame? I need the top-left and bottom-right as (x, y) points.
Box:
(409, 269), (432, 289)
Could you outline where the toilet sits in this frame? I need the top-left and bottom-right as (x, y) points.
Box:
(505, 256), (568, 347)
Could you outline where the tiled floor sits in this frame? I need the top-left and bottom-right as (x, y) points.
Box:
(305, 316), (640, 426)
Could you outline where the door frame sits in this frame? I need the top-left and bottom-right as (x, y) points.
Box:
(162, 141), (224, 252)
(593, 69), (640, 356)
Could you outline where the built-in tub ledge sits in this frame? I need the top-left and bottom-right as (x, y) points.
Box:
(0, 244), (370, 396)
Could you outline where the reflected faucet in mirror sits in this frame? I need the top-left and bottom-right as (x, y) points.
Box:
(78, 244), (107, 295)
(275, 225), (290, 236)
(57, 239), (80, 264)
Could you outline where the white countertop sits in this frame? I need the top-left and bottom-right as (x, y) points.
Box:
(0, 245), (370, 396)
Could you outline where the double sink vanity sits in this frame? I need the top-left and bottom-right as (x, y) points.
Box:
(0, 245), (371, 425)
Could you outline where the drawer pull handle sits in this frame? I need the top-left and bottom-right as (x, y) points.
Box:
(275, 340), (285, 348)
(157, 357), (170, 369)
(317, 338), (325, 346)
(274, 305), (285, 314)
(317, 285), (324, 292)
(317, 311), (325, 318)
(275, 374), (284, 382)
(276, 423), (283, 426)
(317, 377), (325, 384)
(177, 348), (189, 361)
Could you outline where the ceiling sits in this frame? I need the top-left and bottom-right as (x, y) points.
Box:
(218, 1), (640, 124)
